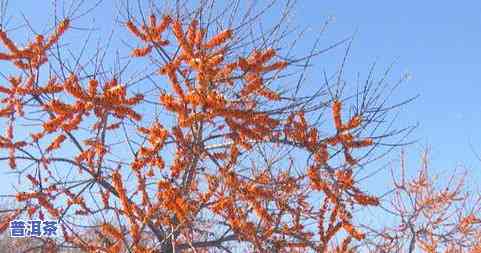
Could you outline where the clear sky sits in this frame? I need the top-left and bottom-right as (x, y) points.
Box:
(295, 1), (481, 183)
(1, 1), (480, 196)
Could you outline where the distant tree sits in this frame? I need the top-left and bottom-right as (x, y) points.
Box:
(0, 0), (412, 252)
(362, 151), (481, 253)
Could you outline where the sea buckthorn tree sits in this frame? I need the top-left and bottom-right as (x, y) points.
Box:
(0, 0), (413, 252)
(363, 151), (481, 253)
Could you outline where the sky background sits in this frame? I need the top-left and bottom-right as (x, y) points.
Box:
(1, 1), (480, 200)
(295, 1), (481, 183)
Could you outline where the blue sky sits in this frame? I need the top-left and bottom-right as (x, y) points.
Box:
(295, 1), (481, 182)
(1, 0), (480, 197)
